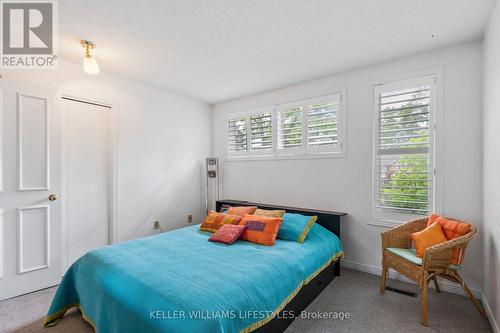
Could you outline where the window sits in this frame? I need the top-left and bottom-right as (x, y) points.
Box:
(227, 92), (345, 159)
(373, 76), (436, 220)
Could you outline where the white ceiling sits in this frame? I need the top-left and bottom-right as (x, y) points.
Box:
(59, 0), (496, 104)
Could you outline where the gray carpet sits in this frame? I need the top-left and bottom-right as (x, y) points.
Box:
(286, 268), (492, 333)
(0, 268), (491, 333)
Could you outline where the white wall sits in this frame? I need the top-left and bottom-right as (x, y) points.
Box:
(483, 1), (500, 331)
(3, 59), (211, 241)
(212, 42), (483, 291)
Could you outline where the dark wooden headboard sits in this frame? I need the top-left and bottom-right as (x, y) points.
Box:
(215, 199), (346, 240)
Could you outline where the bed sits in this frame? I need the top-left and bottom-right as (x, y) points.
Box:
(45, 200), (346, 333)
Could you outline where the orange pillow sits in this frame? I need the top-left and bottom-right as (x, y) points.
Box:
(226, 206), (257, 216)
(253, 208), (286, 218)
(200, 211), (242, 233)
(239, 214), (282, 246)
(427, 214), (470, 264)
(411, 222), (448, 258)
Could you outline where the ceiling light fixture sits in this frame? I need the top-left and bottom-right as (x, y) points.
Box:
(80, 40), (100, 75)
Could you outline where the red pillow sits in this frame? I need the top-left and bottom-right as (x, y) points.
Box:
(209, 225), (246, 245)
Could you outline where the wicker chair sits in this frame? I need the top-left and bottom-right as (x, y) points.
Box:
(380, 217), (486, 326)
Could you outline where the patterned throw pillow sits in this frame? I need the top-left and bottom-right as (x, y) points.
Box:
(226, 206), (257, 216)
(209, 224), (246, 245)
(200, 211), (242, 233)
(427, 214), (470, 264)
(277, 213), (318, 243)
(253, 208), (286, 218)
(239, 214), (282, 246)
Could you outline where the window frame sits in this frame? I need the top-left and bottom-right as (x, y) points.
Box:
(369, 72), (443, 227)
(225, 89), (346, 161)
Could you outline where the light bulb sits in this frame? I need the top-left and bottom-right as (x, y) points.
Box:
(83, 54), (99, 74)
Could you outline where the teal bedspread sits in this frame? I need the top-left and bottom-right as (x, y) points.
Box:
(45, 223), (343, 333)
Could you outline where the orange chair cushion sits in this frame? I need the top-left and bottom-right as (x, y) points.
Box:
(199, 211), (242, 233)
(239, 214), (282, 246)
(226, 206), (257, 216)
(427, 214), (470, 264)
(411, 221), (448, 258)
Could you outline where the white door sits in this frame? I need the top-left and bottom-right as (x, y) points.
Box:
(0, 80), (62, 301)
(62, 98), (111, 269)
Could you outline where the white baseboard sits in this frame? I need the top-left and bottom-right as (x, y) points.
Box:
(340, 259), (481, 299)
(482, 293), (500, 333)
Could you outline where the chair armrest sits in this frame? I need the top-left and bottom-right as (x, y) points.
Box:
(423, 231), (474, 269)
(381, 218), (428, 250)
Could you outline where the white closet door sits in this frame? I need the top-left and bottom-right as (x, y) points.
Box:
(63, 99), (111, 268)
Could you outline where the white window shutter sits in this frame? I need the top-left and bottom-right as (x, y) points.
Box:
(276, 104), (303, 152)
(226, 91), (345, 159)
(307, 100), (338, 146)
(227, 116), (247, 154)
(249, 112), (272, 152)
(374, 77), (435, 215)
(306, 94), (342, 153)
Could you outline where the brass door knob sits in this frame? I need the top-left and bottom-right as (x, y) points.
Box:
(48, 194), (58, 201)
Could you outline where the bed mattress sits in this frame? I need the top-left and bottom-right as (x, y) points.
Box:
(45, 223), (343, 333)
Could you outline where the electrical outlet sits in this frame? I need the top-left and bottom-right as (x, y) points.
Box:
(153, 221), (160, 229)
(187, 214), (193, 223)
